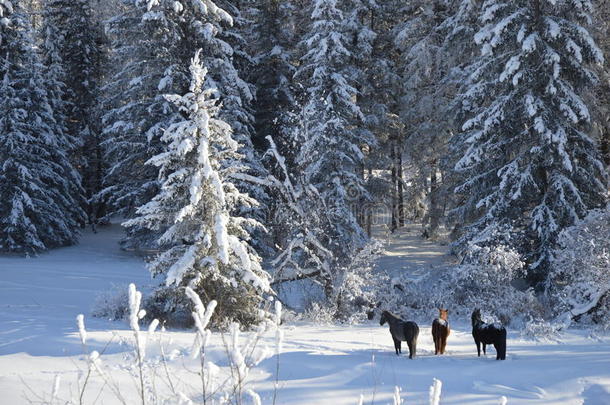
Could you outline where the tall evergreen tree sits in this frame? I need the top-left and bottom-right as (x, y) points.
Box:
(124, 51), (270, 325)
(293, 0), (374, 295)
(591, 0), (610, 167)
(42, 0), (105, 220)
(0, 1), (86, 253)
(211, 0), (272, 247)
(452, 0), (608, 284)
(101, 0), (266, 249)
(99, 0), (186, 247)
(250, 0), (299, 162)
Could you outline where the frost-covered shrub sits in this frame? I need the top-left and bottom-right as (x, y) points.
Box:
(91, 284), (130, 321)
(378, 244), (542, 324)
(301, 302), (337, 325)
(548, 207), (610, 329)
(299, 240), (384, 324)
(446, 244), (540, 323)
(143, 279), (265, 329)
(332, 241), (384, 322)
(521, 318), (564, 341)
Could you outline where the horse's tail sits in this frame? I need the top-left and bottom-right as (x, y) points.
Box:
(432, 320), (440, 349)
(408, 322), (419, 359)
(499, 327), (507, 360)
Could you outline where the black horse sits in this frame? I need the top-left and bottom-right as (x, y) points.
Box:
(471, 309), (506, 360)
(380, 310), (419, 359)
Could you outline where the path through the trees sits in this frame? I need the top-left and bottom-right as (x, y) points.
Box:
(373, 222), (454, 279)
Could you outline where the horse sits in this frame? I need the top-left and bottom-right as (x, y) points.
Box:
(432, 308), (450, 355)
(380, 310), (419, 359)
(471, 308), (507, 360)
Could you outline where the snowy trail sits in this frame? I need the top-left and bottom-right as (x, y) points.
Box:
(373, 223), (454, 280)
(1, 225), (610, 404)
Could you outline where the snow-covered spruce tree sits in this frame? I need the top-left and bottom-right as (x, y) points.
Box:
(0, 1), (86, 253)
(101, 0), (267, 251)
(548, 206), (610, 328)
(342, 0), (376, 142)
(590, 0), (610, 167)
(293, 0), (373, 297)
(40, 7), (88, 225)
(250, 0), (300, 164)
(124, 51), (270, 326)
(451, 0), (609, 285)
(437, 0), (486, 241)
(99, 0), (188, 247)
(42, 0), (105, 219)
(210, 0), (272, 254)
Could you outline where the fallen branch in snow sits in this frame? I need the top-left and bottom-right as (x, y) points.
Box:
(270, 270), (321, 285)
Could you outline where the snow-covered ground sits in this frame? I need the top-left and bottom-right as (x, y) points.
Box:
(1, 225), (610, 404)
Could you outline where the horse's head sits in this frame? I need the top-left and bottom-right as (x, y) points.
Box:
(439, 308), (449, 321)
(471, 308), (481, 326)
(379, 310), (388, 326)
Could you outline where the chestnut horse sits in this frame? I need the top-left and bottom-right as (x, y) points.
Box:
(432, 308), (450, 355)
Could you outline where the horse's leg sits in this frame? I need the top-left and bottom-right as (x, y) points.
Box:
(496, 339), (506, 360)
(476, 340), (481, 357)
(482, 343), (487, 355)
(494, 343), (500, 360)
(392, 336), (400, 355)
(441, 333), (447, 354)
(407, 340), (415, 359)
(499, 330), (507, 360)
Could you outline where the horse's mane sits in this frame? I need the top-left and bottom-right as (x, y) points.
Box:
(382, 310), (400, 319)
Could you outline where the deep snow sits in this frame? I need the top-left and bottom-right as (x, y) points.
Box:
(1, 224), (609, 404)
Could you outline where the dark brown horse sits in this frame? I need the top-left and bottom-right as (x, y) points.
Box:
(380, 310), (419, 359)
(432, 308), (450, 355)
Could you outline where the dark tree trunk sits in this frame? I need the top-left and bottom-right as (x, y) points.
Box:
(397, 141), (405, 228)
(601, 121), (610, 167)
(366, 166), (373, 237)
(428, 161), (441, 238)
(390, 143), (398, 232)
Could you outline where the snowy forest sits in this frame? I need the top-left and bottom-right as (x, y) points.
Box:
(1, 0), (610, 403)
(2, 0), (610, 330)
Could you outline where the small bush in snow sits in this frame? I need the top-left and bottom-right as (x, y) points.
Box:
(301, 301), (337, 325)
(91, 284), (130, 321)
(332, 241), (384, 322)
(300, 240), (383, 324)
(548, 207), (610, 329)
(521, 318), (563, 341)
